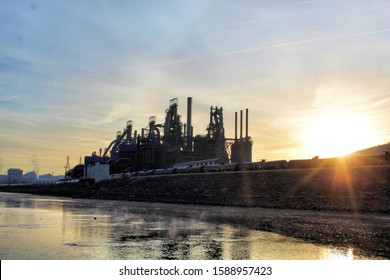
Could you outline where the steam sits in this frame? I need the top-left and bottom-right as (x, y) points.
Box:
(31, 154), (40, 176)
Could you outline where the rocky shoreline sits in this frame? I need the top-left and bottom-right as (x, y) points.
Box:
(153, 203), (390, 259)
(1, 165), (390, 258)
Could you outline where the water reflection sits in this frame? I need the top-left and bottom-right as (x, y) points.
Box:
(324, 247), (354, 260)
(0, 192), (376, 260)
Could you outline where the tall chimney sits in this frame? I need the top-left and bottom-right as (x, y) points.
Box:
(186, 97), (192, 151)
(235, 111), (238, 141)
(240, 110), (243, 140)
(245, 108), (249, 139)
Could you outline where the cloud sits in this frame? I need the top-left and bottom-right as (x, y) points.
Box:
(57, 103), (133, 127)
(0, 95), (20, 102)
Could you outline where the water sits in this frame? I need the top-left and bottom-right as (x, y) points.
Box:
(0, 192), (368, 260)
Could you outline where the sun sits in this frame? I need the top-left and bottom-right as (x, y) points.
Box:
(303, 111), (380, 158)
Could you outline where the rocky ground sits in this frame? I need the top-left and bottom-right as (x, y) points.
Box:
(194, 206), (390, 259)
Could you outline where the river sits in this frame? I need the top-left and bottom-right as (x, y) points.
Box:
(0, 192), (374, 260)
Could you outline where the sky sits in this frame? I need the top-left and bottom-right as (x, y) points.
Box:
(1, 0), (390, 175)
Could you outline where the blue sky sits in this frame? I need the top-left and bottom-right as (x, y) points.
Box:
(1, 0), (390, 175)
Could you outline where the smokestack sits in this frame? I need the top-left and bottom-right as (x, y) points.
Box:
(240, 110), (243, 140)
(245, 108), (249, 139)
(126, 120), (132, 141)
(210, 106), (213, 125)
(234, 112), (238, 141)
(187, 97), (192, 150)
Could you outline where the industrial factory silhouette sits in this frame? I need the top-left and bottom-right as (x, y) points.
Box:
(66, 97), (252, 178)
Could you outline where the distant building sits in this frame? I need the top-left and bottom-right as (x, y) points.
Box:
(0, 175), (8, 185)
(23, 171), (38, 184)
(0, 170), (64, 185)
(39, 173), (64, 183)
(8, 168), (23, 184)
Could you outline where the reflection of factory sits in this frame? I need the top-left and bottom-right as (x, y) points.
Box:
(83, 97), (252, 175)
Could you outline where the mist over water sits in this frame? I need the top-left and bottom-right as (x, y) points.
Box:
(0, 192), (372, 260)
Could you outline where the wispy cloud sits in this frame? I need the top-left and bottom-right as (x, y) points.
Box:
(0, 95), (20, 102)
(72, 27), (390, 79)
(218, 27), (390, 54)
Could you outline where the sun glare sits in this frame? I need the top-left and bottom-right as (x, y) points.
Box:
(304, 112), (380, 158)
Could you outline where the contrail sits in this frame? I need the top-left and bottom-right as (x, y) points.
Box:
(0, 95), (20, 102)
(70, 27), (390, 79)
(121, 27), (390, 70)
(214, 28), (390, 57)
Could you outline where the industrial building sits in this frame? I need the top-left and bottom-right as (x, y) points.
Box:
(81, 97), (253, 175)
(7, 168), (23, 184)
(0, 169), (39, 185)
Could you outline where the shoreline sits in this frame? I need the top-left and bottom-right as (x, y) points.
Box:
(0, 191), (389, 259)
(2, 165), (390, 259)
